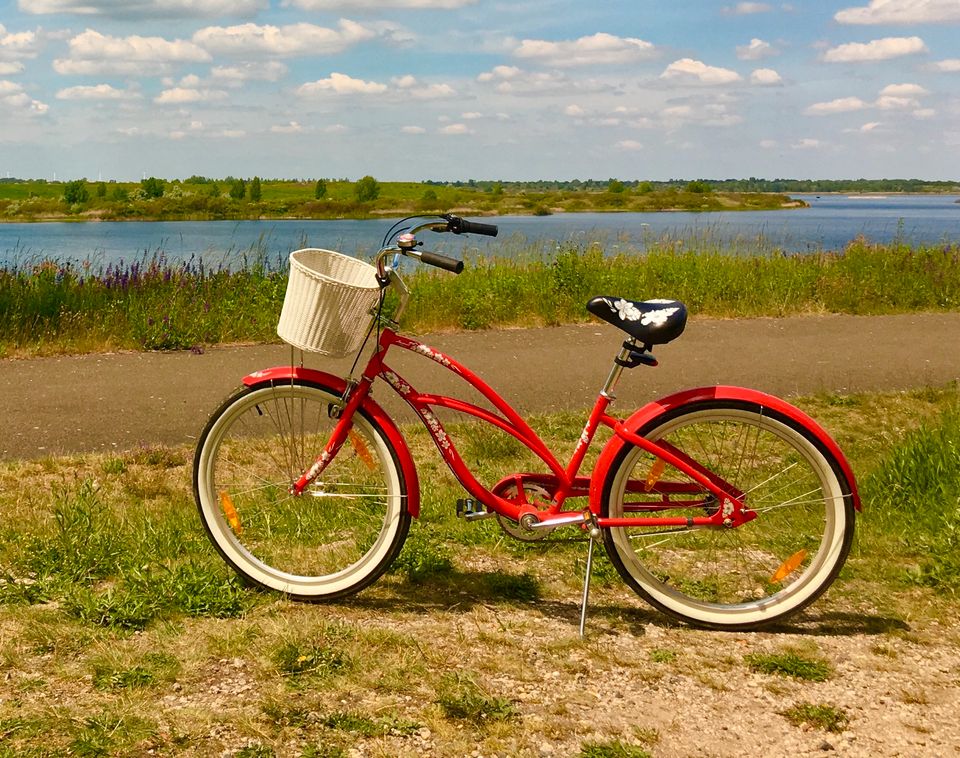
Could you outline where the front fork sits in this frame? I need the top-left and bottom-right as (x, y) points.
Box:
(289, 378), (368, 496)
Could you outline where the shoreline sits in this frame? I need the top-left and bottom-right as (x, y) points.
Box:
(0, 201), (808, 224)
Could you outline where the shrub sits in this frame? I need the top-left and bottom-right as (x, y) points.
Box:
(355, 175), (380, 202)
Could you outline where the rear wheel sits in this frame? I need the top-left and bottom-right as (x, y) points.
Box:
(601, 401), (854, 630)
(193, 380), (410, 600)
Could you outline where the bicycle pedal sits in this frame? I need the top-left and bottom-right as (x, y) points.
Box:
(456, 499), (495, 521)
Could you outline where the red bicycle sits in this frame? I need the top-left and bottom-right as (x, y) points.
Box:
(193, 214), (860, 631)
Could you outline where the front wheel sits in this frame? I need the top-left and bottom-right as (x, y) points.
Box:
(193, 379), (410, 601)
(601, 400), (855, 630)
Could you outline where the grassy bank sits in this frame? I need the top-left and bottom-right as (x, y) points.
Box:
(1, 236), (958, 357)
(0, 178), (798, 222)
(0, 385), (957, 755)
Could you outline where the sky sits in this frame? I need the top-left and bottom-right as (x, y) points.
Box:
(1, 0), (959, 182)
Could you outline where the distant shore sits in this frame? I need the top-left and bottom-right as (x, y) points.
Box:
(1, 178), (804, 223)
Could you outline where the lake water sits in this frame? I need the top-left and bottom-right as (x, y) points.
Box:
(1, 193), (958, 269)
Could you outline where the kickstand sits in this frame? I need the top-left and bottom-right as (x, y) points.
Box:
(579, 533), (595, 639)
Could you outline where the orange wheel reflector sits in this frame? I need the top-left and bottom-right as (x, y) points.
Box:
(349, 429), (377, 471)
(645, 459), (666, 492)
(220, 490), (242, 535)
(770, 549), (807, 584)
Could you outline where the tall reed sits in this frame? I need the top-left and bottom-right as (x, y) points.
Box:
(1, 236), (958, 356)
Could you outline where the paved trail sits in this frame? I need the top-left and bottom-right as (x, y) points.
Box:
(2, 312), (958, 460)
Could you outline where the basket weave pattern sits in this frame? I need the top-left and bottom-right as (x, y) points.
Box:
(276, 248), (380, 356)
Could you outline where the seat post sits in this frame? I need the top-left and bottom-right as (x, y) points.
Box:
(600, 339), (638, 400)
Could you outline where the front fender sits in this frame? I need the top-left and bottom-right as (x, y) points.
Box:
(243, 366), (421, 518)
(589, 385), (861, 514)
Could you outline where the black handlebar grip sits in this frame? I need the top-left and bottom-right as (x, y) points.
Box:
(455, 219), (499, 237)
(420, 251), (464, 274)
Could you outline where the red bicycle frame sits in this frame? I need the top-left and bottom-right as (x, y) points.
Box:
(286, 326), (759, 532)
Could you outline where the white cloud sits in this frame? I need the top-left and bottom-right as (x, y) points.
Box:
(793, 138), (823, 149)
(616, 139), (643, 150)
(477, 65), (520, 82)
(750, 68), (782, 85)
(564, 104), (585, 117)
(823, 36), (927, 62)
(0, 61), (25, 74)
(807, 82), (930, 115)
(461, 111), (482, 120)
(155, 86), (227, 103)
(843, 121), (883, 133)
(19, 0), (267, 17)
(270, 121), (306, 133)
(284, 0), (475, 8)
(724, 2), (772, 13)
(476, 65), (580, 95)
(760, 139), (778, 148)
(514, 32), (657, 67)
(931, 58), (960, 71)
(835, 0), (960, 25)
(401, 125), (426, 134)
(192, 20), (374, 57)
(737, 38), (776, 60)
(661, 58), (742, 84)
(211, 61), (288, 83)
(660, 101), (742, 128)
(391, 75), (455, 99)
(325, 124), (347, 133)
(879, 82), (929, 97)
(0, 78), (47, 113)
(439, 123), (469, 134)
(54, 28), (210, 76)
(875, 95), (916, 109)
(56, 83), (135, 100)
(913, 107), (936, 118)
(297, 72), (387, 96)
(805, 96), (870, 114)
(0, 24), (40, 60)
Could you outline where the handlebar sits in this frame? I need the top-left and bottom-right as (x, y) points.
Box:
(444, 215), (499, 238)
(372, 214), (498, 325)
(380, 214), (498, 276)
(419, 250), (465, 274)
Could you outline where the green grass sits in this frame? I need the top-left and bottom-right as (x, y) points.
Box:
(434, 672), (517, 725)
(2, 236), (958, 357)
(779, 702), (850, 733)
(580, 740), (651, 758)
(861, 399), (960, 592)
(744, 649), (833, 682)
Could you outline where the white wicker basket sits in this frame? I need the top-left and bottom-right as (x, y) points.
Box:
(276, 248), (381, 356)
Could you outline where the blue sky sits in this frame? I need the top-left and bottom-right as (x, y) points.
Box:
(1, 0), (958, 181)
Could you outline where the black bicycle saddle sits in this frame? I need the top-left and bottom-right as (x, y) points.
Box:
(586, 296), (687, 345)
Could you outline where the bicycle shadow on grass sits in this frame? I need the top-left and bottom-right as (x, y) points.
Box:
(327, 573), (912, 639)
(326, 569), (664, 629)
(761, 611), (911, 637)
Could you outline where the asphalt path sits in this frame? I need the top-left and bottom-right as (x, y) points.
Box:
(2, 312), (959, 461)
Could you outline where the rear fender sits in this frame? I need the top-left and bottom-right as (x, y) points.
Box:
(243, 367), (420, 518)
(589, 385), (861, 514)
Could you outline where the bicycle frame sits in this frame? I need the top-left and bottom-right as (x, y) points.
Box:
(282, 325), (758, 532)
